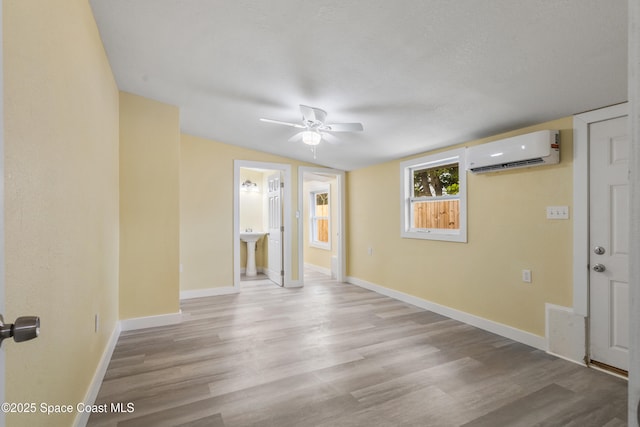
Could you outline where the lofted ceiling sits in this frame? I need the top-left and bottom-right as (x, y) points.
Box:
(89, 0), (628, 171)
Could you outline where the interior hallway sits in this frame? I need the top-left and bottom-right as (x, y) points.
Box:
(88, 271), (627, 426)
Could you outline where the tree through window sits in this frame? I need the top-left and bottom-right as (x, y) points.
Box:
(400, 148), (467, 242)
(413, 164), (459, 198)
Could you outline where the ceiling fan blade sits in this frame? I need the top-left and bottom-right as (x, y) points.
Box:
(324, 122), (364, 132)
(300, 105), (327, 124)
(260, 118), (305, 129)
(288, 132), (303, 143)
(321, 133), (340, 145)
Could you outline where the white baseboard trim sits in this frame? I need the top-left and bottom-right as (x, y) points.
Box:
(547, 350), (587, 367)
(73, 322), (122, 427)
(120, 311), (182, 332)
(72, 309), (183, 426)
(304, 263), (331, 276)
(285, 279), (303, 288)
(346, 276), (546, 351)
(240, 267), (264, 274)
(180, 286), (239, 300)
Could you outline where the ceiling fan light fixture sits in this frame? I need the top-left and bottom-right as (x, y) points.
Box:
(302, 131), (321, 146)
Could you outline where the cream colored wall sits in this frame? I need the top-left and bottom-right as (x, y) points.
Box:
(239, 169), (265, 232)
(4, 1), (120, 426)
(119, 92), (180, 319)
(347, 117), (573, 337)
(303, 178), (338, 270)
(180, 134), (316, 291)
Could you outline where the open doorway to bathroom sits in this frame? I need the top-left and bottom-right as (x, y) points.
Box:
(233, 161), (292, 289)
(299, 167), (346, 284)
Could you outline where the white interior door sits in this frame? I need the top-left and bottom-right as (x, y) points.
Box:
(267, 173), (283, 286)
(589, 115), (629, 371)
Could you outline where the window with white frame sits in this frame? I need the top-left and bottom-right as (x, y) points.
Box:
(309, 186), (330, 249)
(400, 148), (467, 242)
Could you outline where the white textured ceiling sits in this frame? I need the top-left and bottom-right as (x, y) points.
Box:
(90, 0), (627, 171)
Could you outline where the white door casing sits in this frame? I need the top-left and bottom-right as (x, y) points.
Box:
(589, 115), (630, 371)
(267, 172), (283, 286)
(233, 160), (292, 288)
(0, 1), (6, 420)
(628, 1), (640, 424)
(298, 167), (346, 284)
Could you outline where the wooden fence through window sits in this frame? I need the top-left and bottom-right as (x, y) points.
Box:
(412, 199), (459, 229)
(317, 219), (329, 242)
(315, 204), (329, 242)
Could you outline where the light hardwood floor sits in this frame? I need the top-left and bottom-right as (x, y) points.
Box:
(89, 271), (627, 426)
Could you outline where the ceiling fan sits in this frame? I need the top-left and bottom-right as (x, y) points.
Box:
(260, 105), (363, 157)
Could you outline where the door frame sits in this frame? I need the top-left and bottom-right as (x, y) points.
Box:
(233, 160), (292, 288)
(0, 0), (6, 417)
(573, 102), (628, 318)
(298, 167), (346, 284)
(573, 103), (629, 370)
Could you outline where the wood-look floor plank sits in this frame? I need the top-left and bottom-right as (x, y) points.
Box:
(88, 271), (627, 426)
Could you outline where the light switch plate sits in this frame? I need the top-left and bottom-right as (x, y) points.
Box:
(546, 206), (569, 220)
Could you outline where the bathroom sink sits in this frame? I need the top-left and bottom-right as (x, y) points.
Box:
(240, 232), (267, 243)
(240, 232), (267, 277)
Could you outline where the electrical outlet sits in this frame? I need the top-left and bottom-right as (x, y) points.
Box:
(522, 269), (532, 283)
(546, 206), (569, 220)
(367, 246), (373, 256)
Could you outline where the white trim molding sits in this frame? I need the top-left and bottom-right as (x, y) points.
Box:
(347, 276), (545, 351)
(0, 2), (6, 418)
(399, 148), (468, 243)
(298, 166), (347, 285)
(73, 307), (187, 426)
(629, 1), (640, 423)
(283, 280), (303, 288)
(234, 160), (293, 287)
(180, 286), (239, 300)
(120, 311), (182, 332)
(240, 267), (264, 274)
(73, 323), (122, 427)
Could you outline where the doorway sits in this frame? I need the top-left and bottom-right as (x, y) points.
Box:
(234, 161), (291, 288)
(298, 167), (346, 284)
(588, 114), (630, 372)
(573, 103), (629, 374)
(265, 171), (283, 286)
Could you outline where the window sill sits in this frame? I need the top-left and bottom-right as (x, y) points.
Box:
(309, 242), (331, 250)
(401, 229), (467, 243)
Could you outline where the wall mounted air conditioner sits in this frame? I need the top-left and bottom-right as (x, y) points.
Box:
(466, 130), (559, 173)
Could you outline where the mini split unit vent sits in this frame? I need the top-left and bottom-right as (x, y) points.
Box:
(466, 130), (560, 173)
